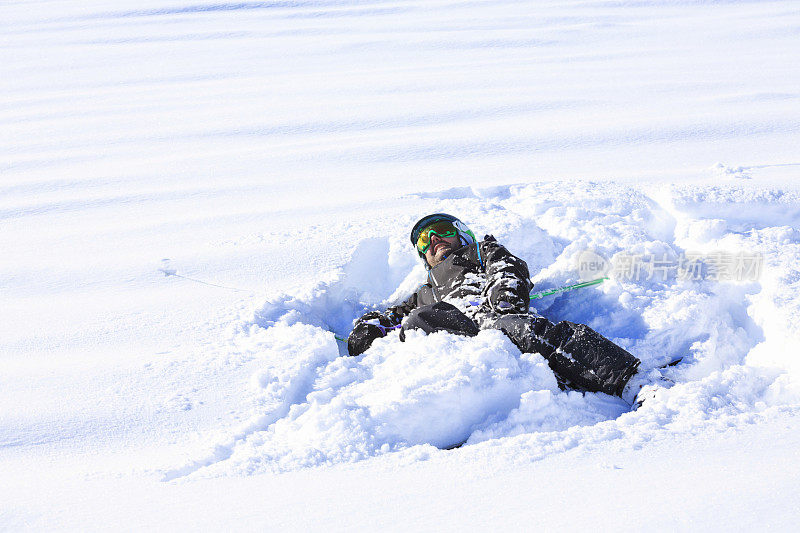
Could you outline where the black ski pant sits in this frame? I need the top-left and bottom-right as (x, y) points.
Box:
(400, 301), (639, 397)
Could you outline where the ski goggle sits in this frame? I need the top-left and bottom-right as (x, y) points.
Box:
(416, 221), (459, 253)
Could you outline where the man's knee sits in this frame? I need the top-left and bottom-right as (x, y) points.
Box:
(400, 302), (479, 340)
(484, 313), (550, 352)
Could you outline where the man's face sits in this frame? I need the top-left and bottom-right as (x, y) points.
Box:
(424, 232), (460, 268)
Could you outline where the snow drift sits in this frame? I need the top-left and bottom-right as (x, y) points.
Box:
(162, 181), (800, 479)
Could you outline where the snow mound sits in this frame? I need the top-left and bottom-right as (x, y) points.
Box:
(163, 181), (800, 479)
(167, 326), (626, 478)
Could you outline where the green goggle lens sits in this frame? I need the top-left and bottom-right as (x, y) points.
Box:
(416, 221), (458, 253)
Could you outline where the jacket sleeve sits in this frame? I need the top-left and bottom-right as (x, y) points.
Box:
(384, 290), (421, 324)
(479, 235), (533, 314)
(347, 290), (422, 356)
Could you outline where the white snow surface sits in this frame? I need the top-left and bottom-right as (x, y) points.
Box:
(3, 0), (800, 530)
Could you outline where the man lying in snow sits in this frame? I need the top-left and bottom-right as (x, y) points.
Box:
(347, 213), (668, 407)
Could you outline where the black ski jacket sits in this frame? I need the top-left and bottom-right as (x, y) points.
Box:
(348, 236), (532, 355)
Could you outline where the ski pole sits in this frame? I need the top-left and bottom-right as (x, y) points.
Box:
(529, 276), (608, 300)
(466, 276), (609, 307)
(158, 259), (253, 293)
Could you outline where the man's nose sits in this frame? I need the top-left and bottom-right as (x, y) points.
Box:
(430, 233), (445, 244)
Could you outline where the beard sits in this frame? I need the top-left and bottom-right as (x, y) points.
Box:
(428, 240), (458, 266)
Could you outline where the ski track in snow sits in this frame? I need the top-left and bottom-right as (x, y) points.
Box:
(161, 181), (800, 479)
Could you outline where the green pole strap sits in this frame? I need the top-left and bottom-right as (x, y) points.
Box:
(530, 276), (609, 300)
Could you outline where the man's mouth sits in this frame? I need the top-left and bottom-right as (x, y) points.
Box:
(434, 242), (450, 254)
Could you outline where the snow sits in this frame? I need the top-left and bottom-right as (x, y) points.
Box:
(3, 0), (800, 529)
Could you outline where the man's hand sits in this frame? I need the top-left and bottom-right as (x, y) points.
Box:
(347, 322), (386, 356)
(347, 312), (397, 356)
(485, 284), (529, 314)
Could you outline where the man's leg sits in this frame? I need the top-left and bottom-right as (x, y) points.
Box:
(399, 301), (480, 340)
(484, 314), (640, 397)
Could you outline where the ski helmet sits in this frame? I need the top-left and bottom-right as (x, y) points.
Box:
(410, 213), (477, 267)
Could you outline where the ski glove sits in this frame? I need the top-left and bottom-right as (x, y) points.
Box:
(347, 312), (397, 356)
(485, 284), (530, 314)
